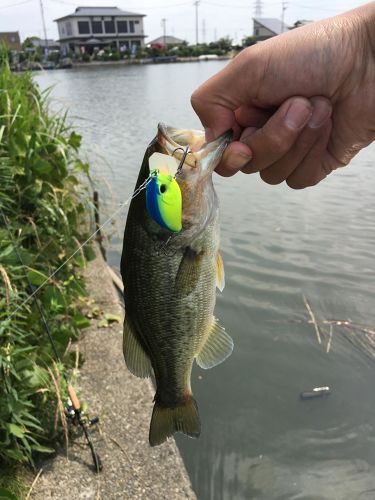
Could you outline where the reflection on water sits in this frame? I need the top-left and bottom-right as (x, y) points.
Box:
(36, 63), (375, 500)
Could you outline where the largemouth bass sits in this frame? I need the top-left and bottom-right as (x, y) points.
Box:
(120, 123), (233, 446)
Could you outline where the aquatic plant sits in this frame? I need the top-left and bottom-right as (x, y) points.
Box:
(0, 46), (93, 467)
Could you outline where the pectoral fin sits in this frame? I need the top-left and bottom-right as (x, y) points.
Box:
(175, 247), (203, 296)
(123, 315), (153, 378)
(196, 317), (233, 369)
(216, 251), (225, 292)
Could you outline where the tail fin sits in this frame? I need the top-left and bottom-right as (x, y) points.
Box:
(149, 397), (201, 447)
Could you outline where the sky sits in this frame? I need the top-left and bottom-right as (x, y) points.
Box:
(0, 0), (368, 45)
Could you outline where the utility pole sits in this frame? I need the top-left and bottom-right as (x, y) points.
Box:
(281, 1), (288, 32)
(161, 18), (167, 47)
(202, 19), (206, 44)
(254, 0), (262, 17)
(39, 0), (48, 57)
(194, 0), (200, 45)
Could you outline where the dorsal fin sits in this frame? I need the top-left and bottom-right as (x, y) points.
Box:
(196, 317), (233, 369)
(123, 315), (153, 378)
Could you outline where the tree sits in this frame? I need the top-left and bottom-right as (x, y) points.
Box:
(22, 36), (38, 50)
(242, 36), (256, 47)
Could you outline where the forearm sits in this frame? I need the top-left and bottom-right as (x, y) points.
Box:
(358, 2), (375, 58)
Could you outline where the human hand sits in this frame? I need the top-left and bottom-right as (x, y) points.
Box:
(191, 3), (375, 188)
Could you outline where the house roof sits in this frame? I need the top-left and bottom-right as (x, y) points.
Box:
(253, 17), (289, 35)
(148, 36), (185, 46)
(0, 31), (20, 39)
(55, 6), (145, 22)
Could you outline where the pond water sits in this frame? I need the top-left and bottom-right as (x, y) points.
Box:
(36, 63), (375, 500)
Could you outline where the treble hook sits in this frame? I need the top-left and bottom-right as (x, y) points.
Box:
(172, 146), (192, 178)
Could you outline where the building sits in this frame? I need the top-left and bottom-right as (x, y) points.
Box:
(252, 18), (289, 42)
(0, 32), (21, 51)
(291, 20), (313, 29)
(31, 37), (60, 51)
(148, 35), (186, 49)
(54, 6), (146, 54)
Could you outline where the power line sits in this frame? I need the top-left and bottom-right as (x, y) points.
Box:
(292, 3), (342, 12)
(0, 0), (34, 9)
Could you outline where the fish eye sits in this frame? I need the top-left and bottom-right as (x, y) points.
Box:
(160, 184), (167, 193)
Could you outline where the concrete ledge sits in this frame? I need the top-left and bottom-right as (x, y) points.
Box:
(33, 247), (196, 499)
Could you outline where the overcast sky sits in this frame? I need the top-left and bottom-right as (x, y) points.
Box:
(0, 0), (367, 45)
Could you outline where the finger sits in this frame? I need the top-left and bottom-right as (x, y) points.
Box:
(260, 97), (332, 185)
(234, 105), (272, 129)
(191, 48), (263, 141)
(239, 97), (313, 174)
(215, 135), (255, 177)
(286, 120), (335, 189)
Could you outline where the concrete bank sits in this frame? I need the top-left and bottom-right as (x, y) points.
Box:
(32, 249), (196, 499)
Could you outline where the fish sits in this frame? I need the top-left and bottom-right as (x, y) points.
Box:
(120, 123), (233, 446)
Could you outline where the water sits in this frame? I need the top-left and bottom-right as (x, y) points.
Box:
(36, 63), (375, 500)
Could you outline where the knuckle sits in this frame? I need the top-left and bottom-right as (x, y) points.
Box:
(190, 90), (203, 112)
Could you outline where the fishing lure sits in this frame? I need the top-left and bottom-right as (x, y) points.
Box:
(146, 153), (182, 233)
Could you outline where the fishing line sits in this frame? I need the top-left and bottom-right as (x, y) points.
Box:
(6, 176), (153, 320)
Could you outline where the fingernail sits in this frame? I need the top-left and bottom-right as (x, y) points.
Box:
(205, 128), (215, 142)
(285, 100), (312, 130)
(231, 152), (252, 170)
(308, 101), (331, 129)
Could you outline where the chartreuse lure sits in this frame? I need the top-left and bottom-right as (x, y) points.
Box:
(146, 153), (182, 232)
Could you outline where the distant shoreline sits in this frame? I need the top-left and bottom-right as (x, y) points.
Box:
(72, 54), (231, 68)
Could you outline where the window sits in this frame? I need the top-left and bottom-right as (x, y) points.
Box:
(92, 21), (103, 34)
(9, 35), (17, 43)
(61, 26), (65, 35)
(104, 20), (115, 33)
(129, 21), (135, 33)
(117, 21), (128, 33)
(78, 21), (90, 34)
(66, 21), (72, 36)
(255, 28), (259, 36)
(135, 20), (140, 24)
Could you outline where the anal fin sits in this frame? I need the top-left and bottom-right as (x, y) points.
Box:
(123, 314), (153, 378)
(196, 317), (233, 369)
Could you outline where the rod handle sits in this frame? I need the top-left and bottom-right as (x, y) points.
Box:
(68, 384), (81, 410)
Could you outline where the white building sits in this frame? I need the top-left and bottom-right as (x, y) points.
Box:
(55, 6), (146, 54)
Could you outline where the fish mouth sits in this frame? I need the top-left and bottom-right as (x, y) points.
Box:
(157, 123), (232, 173)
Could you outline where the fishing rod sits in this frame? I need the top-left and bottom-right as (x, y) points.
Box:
(0, 206), (102, 473)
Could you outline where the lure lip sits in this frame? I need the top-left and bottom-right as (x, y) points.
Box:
(157, 123), (232, 173)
